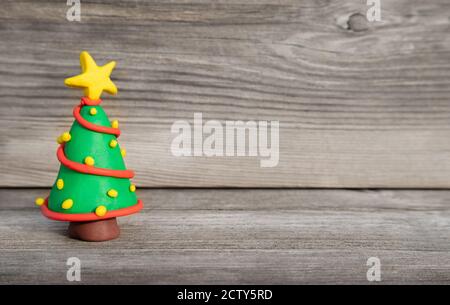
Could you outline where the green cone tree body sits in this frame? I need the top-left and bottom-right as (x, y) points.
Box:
(48, 105), (137, 214)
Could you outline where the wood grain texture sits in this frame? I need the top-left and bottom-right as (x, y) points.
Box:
(0, 189), (449, 284)
(1, 0), (450, 187)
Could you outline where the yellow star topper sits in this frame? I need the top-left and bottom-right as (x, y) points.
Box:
(65, 51), (118, 100)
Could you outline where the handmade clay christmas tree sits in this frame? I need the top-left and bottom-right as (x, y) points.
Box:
(35, 51), (143, 241)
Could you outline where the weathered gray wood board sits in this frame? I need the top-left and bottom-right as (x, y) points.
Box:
(1, 0), (450, 187)
(0, 189), (449, 284)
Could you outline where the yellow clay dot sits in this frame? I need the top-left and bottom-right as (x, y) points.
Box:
(107, 189), (118, 198)
(56, 178), (64, 190)
(121, 149), (126, 157)
(109, 139), (118, 148)
(95, 205), (107, 217)
(61, 199), (73, 210)
(84, 156), (95, 166)
(35, 197), (45, 206)
(61, 132), (71, 142)
(89, 108), (97, 115)
(111, 120), (119, 129)
(57, 136), (63, 144)
(129, 184), (136, 192)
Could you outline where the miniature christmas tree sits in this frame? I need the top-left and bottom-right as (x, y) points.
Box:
(35, 51), (143, 241)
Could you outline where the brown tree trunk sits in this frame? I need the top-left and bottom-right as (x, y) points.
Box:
(68, 218), (120, 242)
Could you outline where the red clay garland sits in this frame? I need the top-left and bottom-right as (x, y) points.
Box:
(80, 97), (102, 106)
(73, 104), (121, 137)
(57, 144), (134, 178)
(41, 197), (143, 221)
(57, 98), (133, 178)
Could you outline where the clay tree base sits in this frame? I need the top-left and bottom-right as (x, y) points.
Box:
(68, 218), (120, 242)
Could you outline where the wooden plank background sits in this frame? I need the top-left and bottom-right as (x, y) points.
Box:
(1, 188), (449, 284)
(1, 0), (450, 188)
